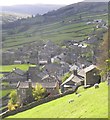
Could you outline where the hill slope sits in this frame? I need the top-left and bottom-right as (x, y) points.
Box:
(2, 2), (108, 50)
(8, 82), (108, 118)
(0, 12), (31, 24)
(1, 4), (64, 15)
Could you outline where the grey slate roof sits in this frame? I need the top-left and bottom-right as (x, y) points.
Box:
(13, 68), (26, 76)
(17, 81), (57, 89)
(61, 74), (84, 86)
(84, 64), (96, 73)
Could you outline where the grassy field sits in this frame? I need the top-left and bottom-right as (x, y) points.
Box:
(8, 82), (108, 118)
(0, 74), (3, 78)
(0, 89), (14, 98)
(2, 12), (107, 50)
(0, 64), (36, 72)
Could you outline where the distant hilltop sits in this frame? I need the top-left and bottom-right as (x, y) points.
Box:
(1, 4), (65, 15)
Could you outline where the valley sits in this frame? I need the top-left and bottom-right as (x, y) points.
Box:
(0, 1), (109, 119)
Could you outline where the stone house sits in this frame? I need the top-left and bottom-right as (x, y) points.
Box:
(17, 77), (59, 105)
(17, 80), (34, 105)
(61, 64), (101, 92)
(40, 75), (60, 95)
(43, 63), (62, 76)
(37, 41), (61, 65)
(79, 64), (101, 87)
(28, 66), (41, 82)
(60, 70), (84, 93)
(14, 60), (22, 64)
(2, 68), (28, 83)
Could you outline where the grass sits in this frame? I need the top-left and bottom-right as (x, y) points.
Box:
(2, 13), (108, 50)
(8, 82), (108, 118)
(0, 64), (36, 72)
(0, 74), (3, 78)
(0, 89), (14, 98)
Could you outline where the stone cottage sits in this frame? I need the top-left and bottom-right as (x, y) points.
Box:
(61, 64), (101, 92)
(60, 70), (84, 93)
(17, 80), (34, 105)
(17, 76), (60, 105)
(28, 66), (41, 82)
(2, 68), (28, 83)
(79, 64), (101, 87)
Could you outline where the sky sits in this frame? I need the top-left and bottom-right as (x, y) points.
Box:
(0, 0), (84, 6)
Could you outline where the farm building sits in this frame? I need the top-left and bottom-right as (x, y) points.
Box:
(1, 68), (28, 83)
(60, 70), (84, 93)
(61, 64), (101, 92)
(79, 64), (101, 87)
(17, 76), (60, 105)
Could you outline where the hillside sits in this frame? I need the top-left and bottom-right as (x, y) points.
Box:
(2, 2), (108, 51)
(1, 4), (64, 15)
(8, 82), (108, 118)
(0, 12), (31, 24)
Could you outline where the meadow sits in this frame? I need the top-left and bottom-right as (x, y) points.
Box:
(8, 82), (108, 118)
(0, 64), (36, 72)
(2, 12), (107, 51)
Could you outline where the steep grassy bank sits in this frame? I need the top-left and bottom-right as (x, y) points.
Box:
(8, 82), (108, 118)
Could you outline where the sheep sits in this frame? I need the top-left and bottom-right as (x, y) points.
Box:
(77, 94), (81, 97)
(68, 99), (74, 103)
(94, 83), (99, 89)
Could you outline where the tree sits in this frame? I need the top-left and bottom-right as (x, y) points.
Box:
(97, 32), (108, 80)
(32, 83), (47, 101)
(8, 90), (19, 111)
(9, 90), (18, 104)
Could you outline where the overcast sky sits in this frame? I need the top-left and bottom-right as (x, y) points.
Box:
(1, 0), (84, 6)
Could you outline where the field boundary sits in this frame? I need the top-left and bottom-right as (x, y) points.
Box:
(1, 87), (78, 118)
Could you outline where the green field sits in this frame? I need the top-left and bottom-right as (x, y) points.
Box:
(8, 82), (108, 118)
(0, 64), (36, 72)
(2, 12), (108, 51)
(0, 89), (14, 98)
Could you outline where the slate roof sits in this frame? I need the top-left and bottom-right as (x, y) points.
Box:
(17, 81), (57, 89)
(78, 64), (97, 76)
(41, 74), (57, 82)
(70, 64), (79, 71)
(17, 81), (30, 89)
(84, 64), (96, 73)
(32, 82), (57, 88)
(13, 68), (26, 76)
(61, 74), (84, 86)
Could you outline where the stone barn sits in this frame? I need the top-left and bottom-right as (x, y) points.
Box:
(17, 78), (60, 105)
(79, 64), (101, 87)
(60, 70), (84, 93)
(28, 66), (41, 82)
(1, 68), (28, 83)
(17, 80), (34, 105)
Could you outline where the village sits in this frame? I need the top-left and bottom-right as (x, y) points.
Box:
(0, 18), (108, 117)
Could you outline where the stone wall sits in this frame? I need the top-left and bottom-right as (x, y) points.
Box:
(1, 88), (78, 118)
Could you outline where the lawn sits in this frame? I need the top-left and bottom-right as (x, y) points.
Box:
(0, 64), (36, 72)
(0, 89), (14, 98)
(0, 74), (3, 78)
(8, 82), (108, 118)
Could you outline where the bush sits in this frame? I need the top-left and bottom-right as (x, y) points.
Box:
(33, 83), (47, 101)
(9, 91), (18, 105)
(8, 90), (20, 111)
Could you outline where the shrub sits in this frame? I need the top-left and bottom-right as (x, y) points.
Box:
(8, 102), (15, 111)
(9, 91), (18, 105)
(8, 90), (20, 111)
(33, 83), (47, 101)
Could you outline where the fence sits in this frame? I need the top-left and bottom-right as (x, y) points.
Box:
(1, 87), (78, 118)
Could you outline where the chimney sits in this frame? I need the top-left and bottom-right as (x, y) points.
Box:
(73, 69), (77, 76)
(28, 79), (32, 88)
